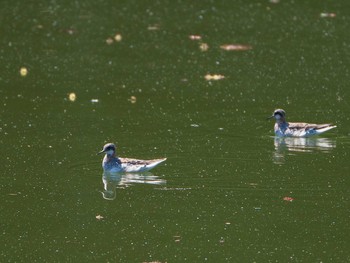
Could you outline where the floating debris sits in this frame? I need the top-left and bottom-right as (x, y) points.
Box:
(68, 92), (76, 102)
(106, 37), (114, 45)
(128, 96), (137, 104)
(65, 28), (76, 35)
(220, 44), (252, 51)
(320, 12), (336, 18)
(95, 215), (104, 220)
(173, 235), (181, 243)
(20, 67), (28, 77)
(204, 74), (225, 81)
(147, 24), (160, 30)
(114, 33), (122, 42)
(190, 124), (200, 128)
(189, 35), (202, 40)
(283, 196), (294, 202)
(106, 34), (122, 44)
(199, 42), (209, 51)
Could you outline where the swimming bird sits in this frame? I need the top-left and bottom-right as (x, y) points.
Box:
(267, 109), (336, 137)
(98, 143), (166, 173)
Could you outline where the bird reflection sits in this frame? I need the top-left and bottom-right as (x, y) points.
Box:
(101, 171), (166, 200)
(273, 137), (336, 164)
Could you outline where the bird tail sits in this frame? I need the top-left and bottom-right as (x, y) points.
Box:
(315, 125), (337, 135)
(145, 158), (167, 170)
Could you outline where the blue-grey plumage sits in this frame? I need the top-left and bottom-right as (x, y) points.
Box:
(268, 109), (336, 137)
(98, 143), (166, 172)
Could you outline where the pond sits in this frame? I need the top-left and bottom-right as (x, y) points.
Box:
(1, 0), (349, 262)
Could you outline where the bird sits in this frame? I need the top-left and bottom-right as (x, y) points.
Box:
(267, 109), (336, 137)
(98, 143), (167, 173)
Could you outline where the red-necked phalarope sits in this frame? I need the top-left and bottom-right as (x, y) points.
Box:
(98, 143), (166, 173)
(267, 109), (336, 137)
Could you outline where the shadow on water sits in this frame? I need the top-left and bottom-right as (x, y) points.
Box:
(272, 136), (336, 164)
(101, 171), (166, 200)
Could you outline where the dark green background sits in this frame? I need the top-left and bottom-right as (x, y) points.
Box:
(1, 0), (349, 262)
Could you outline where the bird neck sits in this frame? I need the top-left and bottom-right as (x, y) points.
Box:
(277, 117), (286, 124)
(106, 152), (116, 159)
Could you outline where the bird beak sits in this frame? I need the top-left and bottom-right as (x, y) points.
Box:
(266, 115), (274, 120)
(97, 150), (105, 155)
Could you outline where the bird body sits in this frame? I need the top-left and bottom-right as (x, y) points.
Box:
(98, 143), (166, 173)
(268, 109), (336, 137)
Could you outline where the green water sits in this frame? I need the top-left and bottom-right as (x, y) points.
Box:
(1, 0), (349, 262)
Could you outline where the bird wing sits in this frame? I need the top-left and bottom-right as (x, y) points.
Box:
(119, 158), (155, 165)
(119, 158), (167, 166)
(288, 122), (333, 131)
(118, 157), (166, 172)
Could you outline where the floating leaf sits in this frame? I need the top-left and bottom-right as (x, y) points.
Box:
(320, 13), (336, 18)
(65, 28), (76, 35)
(20, 67), (28, 77)
(204, 74), (225, 81)
(114, 33), (122, 42)
(106, 37), (114, 45)
(96, 215), (104, 220)
(128, 96), (137, 104)
(148, 24), (160, 30)
(199, 43), (209, 51)
(220, 44), (252, 51)
(283, 196), (294, 202)
(173, 235), (181, 242)
(68, 92), (76, 102)
(189, 35), (202, 40)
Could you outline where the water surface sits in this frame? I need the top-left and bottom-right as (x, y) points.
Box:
(1, 0), (349, 262)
